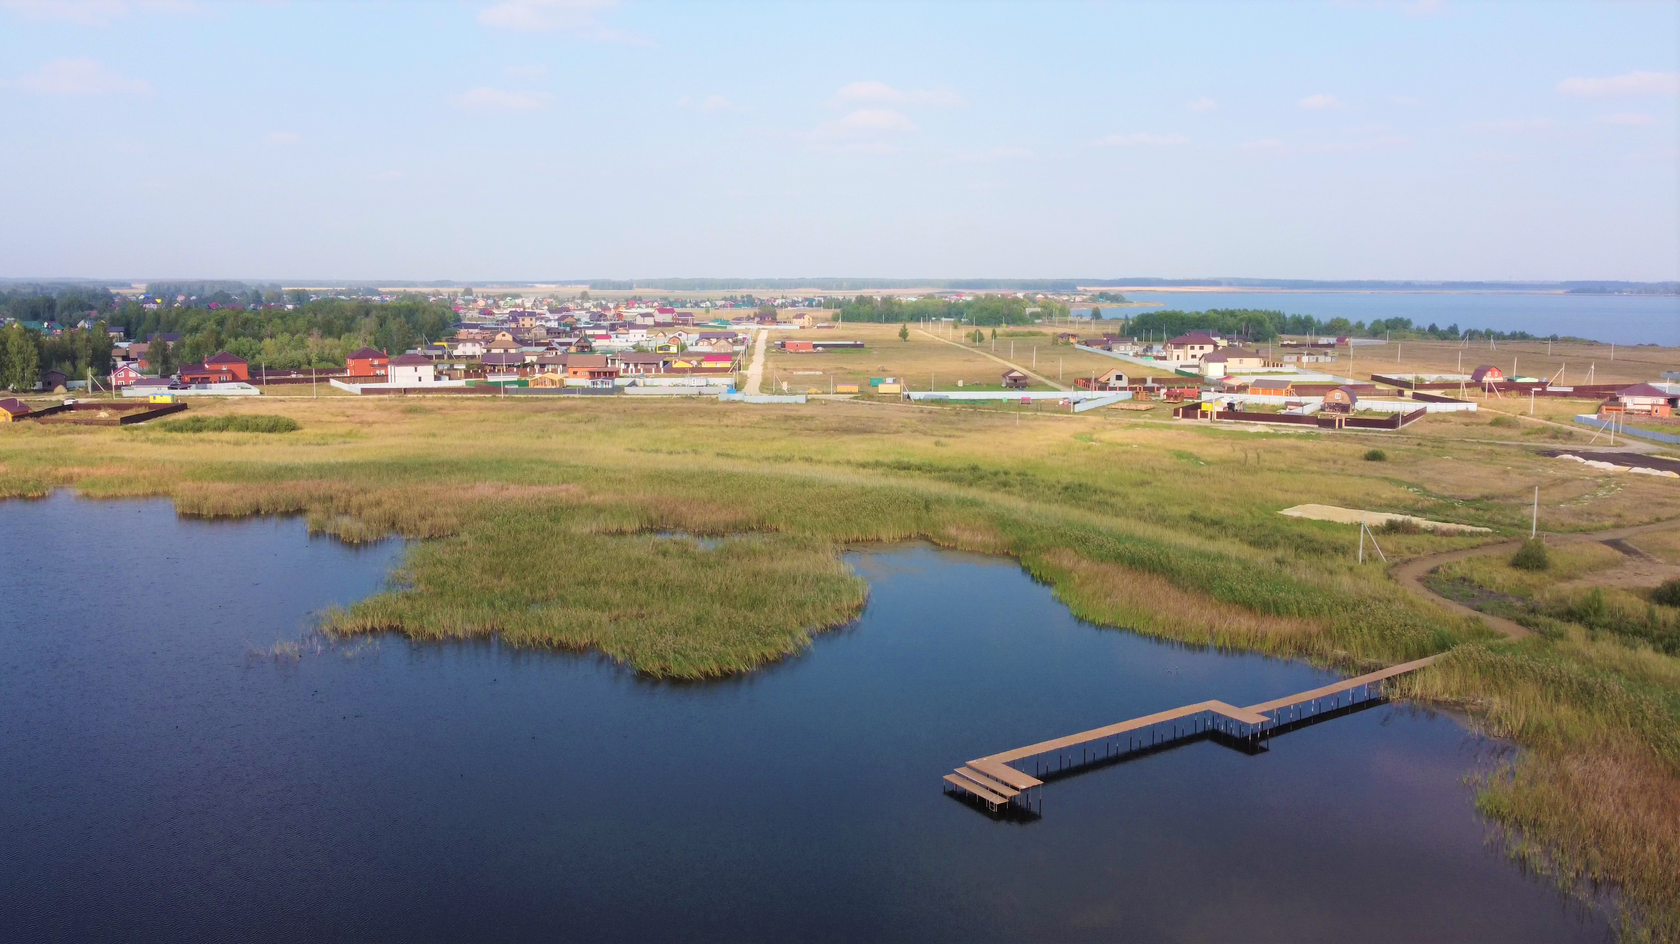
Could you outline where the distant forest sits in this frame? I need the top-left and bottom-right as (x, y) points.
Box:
(821, 294), (1071, 325)
(1122, 309), (1571, 343)
(0, 285), (455, 373)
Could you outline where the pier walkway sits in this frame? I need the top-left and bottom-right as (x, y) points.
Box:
(943, 655), (1441, 814)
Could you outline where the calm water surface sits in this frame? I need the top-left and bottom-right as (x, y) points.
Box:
(1, 495), (1611, 942)
(1085, 291), (1679, 346)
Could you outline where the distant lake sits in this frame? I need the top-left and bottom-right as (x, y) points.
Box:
(1082, 291), (1679, 346)
(1, 495), (1612, 942)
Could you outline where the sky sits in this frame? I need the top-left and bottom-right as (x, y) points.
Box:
(0, 0), (1676, 283)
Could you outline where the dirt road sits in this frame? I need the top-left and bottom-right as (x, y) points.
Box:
(1391, 519), (1680, 640)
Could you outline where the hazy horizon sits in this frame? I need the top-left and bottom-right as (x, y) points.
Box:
(2, 1), (1676, 282)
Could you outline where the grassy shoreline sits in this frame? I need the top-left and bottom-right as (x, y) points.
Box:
(4, 395), (1679, 938)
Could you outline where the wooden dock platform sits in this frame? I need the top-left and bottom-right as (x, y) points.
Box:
(943, 654), (1442, 815)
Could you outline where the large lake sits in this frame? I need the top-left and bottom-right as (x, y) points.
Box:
(1085, 290), (1679, 347)
(1, 495), (1611, 942)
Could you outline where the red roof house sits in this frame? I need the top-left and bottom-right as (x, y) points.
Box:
(179, 351), (249, 384)
(346, 347), (388, 379)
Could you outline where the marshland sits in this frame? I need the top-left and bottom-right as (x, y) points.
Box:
(4, 388), (1680, 939)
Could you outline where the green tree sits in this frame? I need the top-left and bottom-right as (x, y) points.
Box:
(4, 324), (41, 391)
(1090, 305), (1102, 320)
(152, 337), (175, 378)
(897, 324), (909, 342)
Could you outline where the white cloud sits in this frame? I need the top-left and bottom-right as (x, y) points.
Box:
(954, 146), (1033, 162)
(1298, 93), (1341, 110)
(830, 80), (963, 107)
(448, 86), (550, 111)
(1478, 118), (1553, 134)
(1186, 97), (1217, 112)
(1095, 132), (1189, 147)
(1557, 71), (1679, 97)
(504, 64), (549, 80)
(1595, 112), (1656, 126)
(478, 0), (623, 38)
(268, 131), (299, 145)
(5, 57), (152, 95)
(0, 0), (195, 26)
(677, 93), (737, 113)
(813, 108), (917, 138)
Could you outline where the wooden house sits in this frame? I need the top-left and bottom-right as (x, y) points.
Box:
(1002, 369), (1030, 390)
(1321, 386), (1359, 413)
(1470, 365), (1505, 385)
(0, 397), (30, 422)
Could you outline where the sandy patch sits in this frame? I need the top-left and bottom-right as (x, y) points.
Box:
(1279, 503), (1491, 533)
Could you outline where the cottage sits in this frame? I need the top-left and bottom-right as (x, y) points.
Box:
(451, 339), (486, 358)
(1165, 333), (1222, 363)
(565, 354), (619, 388)
(387, 352), (440, 387)
(1001, 368), (1030, 390)
(110, 364), (146, 388)
(1607, 383), (1676, 418)
(1321, 386), (1359, 413)
(179, 351), (249, 384)
(613, 352), (672, 376)
(0, 397), (30, 422)
(1199, 348), (1266, 376)
(345, 347), (389, 379)
(1470, 365), (1505, 385)
(1247, 380), (1297, 397)
(40, 369), (68, 392)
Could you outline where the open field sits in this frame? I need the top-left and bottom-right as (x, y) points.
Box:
(761, 320), (1172, 395)
(4, 391), (1680, 937)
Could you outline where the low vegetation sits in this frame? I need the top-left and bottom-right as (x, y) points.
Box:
(1512, 537), (1551, 571)
(4, 394), (1680, 937)
(155, 414), (301, 434)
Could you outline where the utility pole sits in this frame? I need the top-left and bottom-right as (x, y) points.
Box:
(1532, 486), (1539, 538)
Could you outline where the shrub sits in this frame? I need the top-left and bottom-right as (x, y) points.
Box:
(1511, 537), (1550, 571)
(156, 414), (300, 434)
(1652, 578), (1680, 609)
(1363, 449), (1387, 462)
(1489, 415), (1520, 428)
(1378, 518), (1422, 535)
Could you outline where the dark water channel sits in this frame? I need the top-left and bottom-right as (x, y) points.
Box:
(1, 495), (1609, 942)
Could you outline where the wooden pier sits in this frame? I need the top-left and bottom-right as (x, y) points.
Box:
(943, 655), (1441, 815)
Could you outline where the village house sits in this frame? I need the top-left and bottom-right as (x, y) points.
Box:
(110, 364), (147, 388)
(451, 339), (486, 358)
(1605, 383), (1676, 418)
(1165, 333), (1223, 363)
(346, 347), (389, 379)
(565, 354), (619, 388)
(0, 397), (31, 422)
(387, 352), (441, 387)
(41, 369), (68, 391)
(1199, 348), (1267, 377)
(1470, 365), (1505, 386)
(613, 352), (673, 376)
(1001, 368), (1030, 389)
(1247, 379), (1297, 397)
(1321, 386), (1360, 414)
(179, 351), (250, 384)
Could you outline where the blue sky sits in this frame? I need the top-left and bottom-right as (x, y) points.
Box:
(0, 0), (1676, 282)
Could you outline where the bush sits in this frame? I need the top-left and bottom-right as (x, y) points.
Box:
(1511, 537), (1550, 571)
(1363, 449), (1387, 462)
(1489, 415), (1520, 428)
(1378, 518), (1422, 535)
(1652, 578), (1680, 608)
(155, 414), (300, 433)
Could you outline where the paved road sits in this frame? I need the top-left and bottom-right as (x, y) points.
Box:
(742, 329), (768, 395)
(1391, 519), (1680, 640)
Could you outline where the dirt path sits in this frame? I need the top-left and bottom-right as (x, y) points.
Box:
(1391, 519), (1680, 640)
(743, 329), (768, 395)
(915, 328), (1069, 391)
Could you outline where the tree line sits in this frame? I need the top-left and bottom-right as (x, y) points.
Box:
(106, 297), (456, 371)
(1121, 309), (1570, 343)
(822, 294), (1070, 325)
